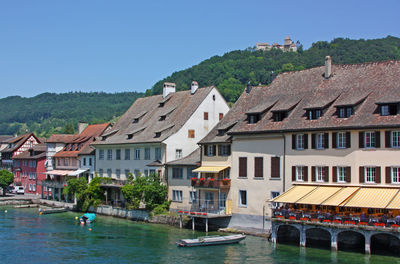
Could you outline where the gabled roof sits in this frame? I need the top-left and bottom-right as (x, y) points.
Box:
(47, 134), (76, 143)
(1, 133), (40, 154)
(201, 60), (400, 143)
(0, 135), (13, 143)
(13, 143), (46, 160)
(166, 148), (201, 166)
(53, 123), (110, 158)
(94, 86), (215, 145)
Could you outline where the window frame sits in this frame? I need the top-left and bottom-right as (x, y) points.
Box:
(134, 149), (141, 160)
(175, 149), (182, 159)
(238, 190), (247, 207)
(296, 134), (305, 150)
(337, 132), (346, 149)
(107, 149), (112, 160)
(392, 167), (400, 184)
(316, 133), (325, 149)
(316, 166), (324, 182)
(189, 191), (197, 203)
(365, 167), (376, 183)
(116, 149), (121, 160)
(365, 131), (376, 148)
(391, 131), (400, 148)
(296, 166), (304, 181)
(337, 166), (346, 183)
(99, 149), (104, 160)
(144, 148), (151, 160)
(125, 149), (130, 160)
(172, 167), (183, 179)
(172, 190), (183, 202)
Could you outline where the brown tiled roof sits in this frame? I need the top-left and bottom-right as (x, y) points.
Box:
(47, 134), (76, 143)
(0, 136), (13, 143)
(201, 60), (400, 143)
(166, 148), (200, 166)
(13, 143), (46, 160)
(54, 123), (110, 158)
(1, 133), (40, 154)
(94, 87), (215, 145)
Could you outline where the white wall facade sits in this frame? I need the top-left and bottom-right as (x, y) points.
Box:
(95, 143), (165, 180)
(163, 87), (230, 163)
(167, 165), (197, 211)
(46, 143), (65, 171)
(230, 135), (284, 222)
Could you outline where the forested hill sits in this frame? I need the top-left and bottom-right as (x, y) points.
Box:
(149, 36), (400, 102)
(0, 92), (143, 137)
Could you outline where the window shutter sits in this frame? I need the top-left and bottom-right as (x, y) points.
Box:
(346, 132), (351, 148)
(239, 157), (247, 177)
(292, 166), (296, 181)
(332, 167), (337, 182)
(254, 157), (263, 178)
(218, 145), (222, 156)
(375, 131), (381, 148)
(324, 166), (329, 182)
(359, 166), (364, 183)
(311, 134), (316, 149)
(385, 131), (391, 148)
(386, 167), (392, 184)
(203, 145), (207, 155)
(227, 145), (231, 155)
(376, 167), (381, 183)
(303, 166), (308, 181)
(304, 134), (308, 149)
(271, 157), (280, 178)
(292, 134), (296, 149)
(332, 132), (337, 148)
(311, 166), (316, 182)
(324, 133), (329, 148)
(346, 167), (351, 183)
(359, 132), (364, 148)
(213, 145), (216, 156)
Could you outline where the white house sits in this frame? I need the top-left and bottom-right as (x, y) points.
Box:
(93, 82), (230, 189)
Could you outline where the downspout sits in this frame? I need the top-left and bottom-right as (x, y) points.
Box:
(283, 133), (286, 192)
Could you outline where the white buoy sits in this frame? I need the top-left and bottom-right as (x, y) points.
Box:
(4, 210), (7, 213)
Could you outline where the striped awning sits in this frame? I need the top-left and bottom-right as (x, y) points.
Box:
(386, 191), (400, 209)
(343, 188), (400, 209)
(321, 187), (359, 206)
(44, 170), (76, 176)
(192, 166), (229, 173)
(270, 185), (317, 203)
(296, 186), (342, 205)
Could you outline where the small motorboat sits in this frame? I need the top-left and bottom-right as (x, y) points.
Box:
(177, 234), (246, 247)
(80, 213), (96, 224)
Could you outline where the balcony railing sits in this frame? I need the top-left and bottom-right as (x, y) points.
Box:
(191, 178), (231, 188)
(174, 198), (232, 216)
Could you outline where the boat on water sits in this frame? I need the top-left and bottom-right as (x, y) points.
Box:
(177, 234), (246, 247)
(80, 213), (96, 224)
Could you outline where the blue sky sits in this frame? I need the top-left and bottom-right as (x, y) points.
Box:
(1, 0), (399, 98)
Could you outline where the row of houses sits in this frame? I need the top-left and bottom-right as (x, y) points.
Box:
(1, 57), (400, 230)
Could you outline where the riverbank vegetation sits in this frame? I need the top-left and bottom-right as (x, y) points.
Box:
(0, 170), (14, 196)
(121, 173), (170, 214)
(63, 176), (110, 212)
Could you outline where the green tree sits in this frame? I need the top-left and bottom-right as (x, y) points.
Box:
(0, 170), (14, 196)
(121, 173), (168, 211)
(63, 123), (75, 134)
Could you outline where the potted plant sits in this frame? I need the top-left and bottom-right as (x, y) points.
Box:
(191, 177), (198, 185)
(222, 178), (231, 185)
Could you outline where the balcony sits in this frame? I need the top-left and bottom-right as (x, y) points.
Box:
(191, 178), (231, 189)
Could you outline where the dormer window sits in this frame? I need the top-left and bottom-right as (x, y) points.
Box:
(248, 114), (260, 124)
(160, 115), (166, 121)
(380, 104), (398, 116)
(272, 111), (287, 122)
(307, 109), (322, 120)
(159, 102), (165, 107)
(155, 132), (161, 138)
(133, 118), (139, 123)
(337, 106), (353, 118)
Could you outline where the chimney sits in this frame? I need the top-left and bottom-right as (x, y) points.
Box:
(325, 56), (332, 79)
(191, 81), (198, 94)
(163, 82), (176, 98)
(246, 81), (252, 93)
(78, 122), (88, 134)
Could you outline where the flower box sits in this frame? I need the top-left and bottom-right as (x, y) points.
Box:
(333, 220), (341, 224)
(323, 219), (331, 223)
(202, 213), (207, 216)
(276, 215), (284, 218)
(177, 210), (183, 214)
(289, 216), (296, 220)
(184, 211), (189, 214)
(190, 212), (195, 215)
(300, 217), (309, 221)
(391, 224), (400, 228)
(222, 178), (231, 185)
(374, 223), (385, 227)
(311, 219), (320, 222)
(344, 221), (356, 225)
(357, 222), (369, 226)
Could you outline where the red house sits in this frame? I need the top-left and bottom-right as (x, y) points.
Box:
(13, 144), (46, 195)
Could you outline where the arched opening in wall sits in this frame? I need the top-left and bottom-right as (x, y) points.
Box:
(371, 233), (400, 257)
(277, 225), (300, 245)
(305, 228), (331, 249)
(338, 231), (365, 253)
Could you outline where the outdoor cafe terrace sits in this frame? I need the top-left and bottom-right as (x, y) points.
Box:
(270, 185), (400, 229)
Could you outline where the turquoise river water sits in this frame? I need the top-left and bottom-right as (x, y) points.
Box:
(0, 207), (399, 264)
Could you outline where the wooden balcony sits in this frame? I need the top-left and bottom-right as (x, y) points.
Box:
(191, 178), (231, 189)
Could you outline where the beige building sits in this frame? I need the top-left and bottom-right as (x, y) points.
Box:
(256, 36), (297, 52)
(199, 57), (400, 229)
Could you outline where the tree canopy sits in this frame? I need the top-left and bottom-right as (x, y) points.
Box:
(149, 36), (400, 103)
(0, 170), (14, 196)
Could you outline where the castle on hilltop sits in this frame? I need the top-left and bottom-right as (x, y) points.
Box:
(256, 36), (298, 52)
